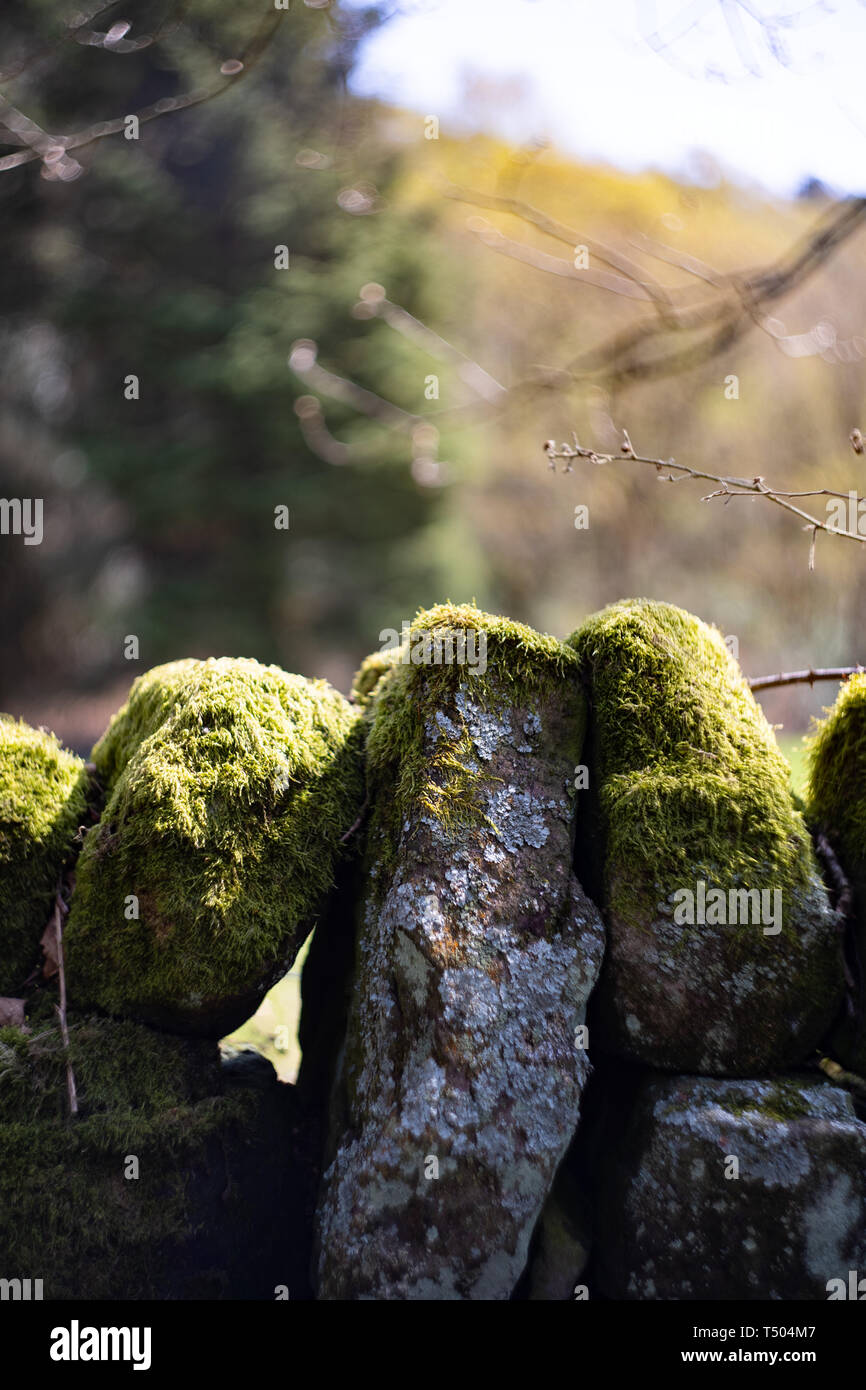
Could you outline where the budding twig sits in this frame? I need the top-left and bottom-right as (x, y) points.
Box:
(748, 666), (866, 691)
(544, 431), (866, 562)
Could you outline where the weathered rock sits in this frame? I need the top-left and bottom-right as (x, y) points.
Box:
(597, 1073), (866, 1300)
(570, 599), (842, 1074)
(0, 716), (89, 995)
(65, 658), (364, 1036)
(0, 1015), (297, 1298)
(807, 672), (866, 1072)
(314, 604), (605, 1300)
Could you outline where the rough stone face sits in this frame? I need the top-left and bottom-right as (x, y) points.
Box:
(0, 1015), (296, 1299)
(0, 716), (89, 995)
(65, 658), (364, 1036)
(570, 599), (842, 1075)
(314, 605), (605, 1300)
(807, 672), (866, 1072)
(597, 1073), (866, 1300)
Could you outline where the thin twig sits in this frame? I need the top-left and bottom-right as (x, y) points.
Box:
(49, 884), (78, 1118)
(818, 1055), (866, 1100)
(544, 432), (866, 559)
(748, 665), (866, 691)
(340, 795), (369, 844)
(0, 5), (283, 175)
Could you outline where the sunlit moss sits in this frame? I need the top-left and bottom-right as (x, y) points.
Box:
(806, 673), (866, 1067)
(65, 658), (364, 1035)
(361, 602), (584, 886)
(807, 673), (866, 876)
(0, 717), (89, 994)
(569, 599), (816, 933)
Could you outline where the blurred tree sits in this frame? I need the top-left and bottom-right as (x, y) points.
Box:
(0, 0), (469, 706)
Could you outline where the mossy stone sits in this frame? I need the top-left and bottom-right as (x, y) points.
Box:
(807, 672), (866, 1071)
(0, 717), (89, 995)
(316, 603), (605, 1299)
(362, 602), (586, 888)
(65, 658), (364, 1036)
(569, 599), (842, 1074)
(0, 1015), (293, 1298)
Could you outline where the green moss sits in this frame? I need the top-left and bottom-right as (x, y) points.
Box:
(0, 1015), (220, 1132)
(363, 603), (584, 884)
(91, 660), (205, 789)
(806, 674), (866, 1067)
(0, 1015), (282, 1298)
(569, 600), (814, 934)
(351, 650), (398, 707)
(0, 717), (89, 994)
(65, 658), (364, 1035)
(723, 1078), (811, 1123)
(807, 673), (866, 875)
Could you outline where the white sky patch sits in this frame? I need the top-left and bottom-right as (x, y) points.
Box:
(345, 0), (866, 194)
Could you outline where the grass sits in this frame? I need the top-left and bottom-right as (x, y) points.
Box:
(776, 732), (809, 801)
(223, 931), (312, 1083)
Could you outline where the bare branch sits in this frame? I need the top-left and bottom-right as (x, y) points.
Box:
(748, 665), (866, 691)
(440, 179), (678, 323)
(48, 884), (78, 1119)
(544, 432), (866, 561)
(288, 339), (420, 431)
(0, 5), (283, 176)
(464, 218), (655, 301)
(448, 182), (866, 387)
(293, 395), (352, 467)
(0, 3), (124, 81)
(354, 284), (507, 402)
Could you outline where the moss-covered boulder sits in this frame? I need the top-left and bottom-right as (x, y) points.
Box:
(596, 1074), (866, 1299)
(65, 659), (364, 1036)
(0, 717), (89, 995)
(570, 600), (842, 1074)
(315, 604), (605, 1300)
(807, 673), (866, 1072)
(0, 1015), (295, 1298)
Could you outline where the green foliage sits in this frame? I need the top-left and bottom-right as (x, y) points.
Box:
(0, 717), (89, 993)
(569, 599), (815, 927)
(0, 0), (466, 705)
(363, 602), (584, 883)
(66, 658), (364, 1035)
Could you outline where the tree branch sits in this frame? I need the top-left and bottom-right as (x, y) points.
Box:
(544, 430), (866, 563)
(748, 666), (866, 691)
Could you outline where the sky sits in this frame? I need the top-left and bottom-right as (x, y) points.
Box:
(345, 0), (866, 195)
